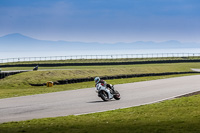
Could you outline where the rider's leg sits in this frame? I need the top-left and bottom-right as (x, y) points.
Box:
(106, 84), (114, 94)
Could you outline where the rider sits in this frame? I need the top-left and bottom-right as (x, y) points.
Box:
(94, 77), (112, 90)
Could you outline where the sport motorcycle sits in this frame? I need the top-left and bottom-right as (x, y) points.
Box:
(95, 83), (120, 101)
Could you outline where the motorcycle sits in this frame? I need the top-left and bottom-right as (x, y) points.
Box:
(95, 83), (121, 101)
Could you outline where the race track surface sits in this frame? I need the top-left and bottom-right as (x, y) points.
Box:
(0, 75), (200, 123)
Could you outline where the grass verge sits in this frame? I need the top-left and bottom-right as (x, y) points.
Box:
(2, 63), (200, 85)
(0, 89), (200, 133)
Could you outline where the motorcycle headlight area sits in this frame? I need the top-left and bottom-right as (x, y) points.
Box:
(95, 88), (99, 93)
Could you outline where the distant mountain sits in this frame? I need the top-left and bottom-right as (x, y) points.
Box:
(0, 33), (37, 42)
(0, 33), (96, 51)
(0, 33), (200, 52)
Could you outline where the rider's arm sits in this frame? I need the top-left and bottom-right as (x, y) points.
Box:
(99, 80), (106, 86)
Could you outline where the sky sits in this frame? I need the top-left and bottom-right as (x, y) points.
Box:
(0, 0), (200, 43)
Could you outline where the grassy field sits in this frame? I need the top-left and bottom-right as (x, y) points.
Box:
(0, 90), (200, 133)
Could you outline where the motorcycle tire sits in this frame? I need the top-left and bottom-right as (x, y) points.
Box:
(113, 90), (121, 100)
(99, 90), (110, 101)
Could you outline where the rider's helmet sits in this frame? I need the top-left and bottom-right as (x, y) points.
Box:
(94, 77), (100, 84)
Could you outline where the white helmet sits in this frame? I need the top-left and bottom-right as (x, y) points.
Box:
(94, 77), (100, 84)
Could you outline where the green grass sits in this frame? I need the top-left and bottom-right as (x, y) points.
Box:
(1, 63), (200, 86)
(1, 91), (200, 133)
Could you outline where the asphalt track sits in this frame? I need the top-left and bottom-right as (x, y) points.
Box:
(0, 75), (200, 123)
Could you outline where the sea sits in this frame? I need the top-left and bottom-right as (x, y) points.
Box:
(1, 48), (200, 63)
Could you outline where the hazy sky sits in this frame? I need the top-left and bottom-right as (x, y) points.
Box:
(0, 0), (200, 43)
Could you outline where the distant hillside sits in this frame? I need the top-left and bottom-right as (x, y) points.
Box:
(0, 33), (200, 52)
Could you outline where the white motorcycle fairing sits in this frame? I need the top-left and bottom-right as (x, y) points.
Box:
(95, 83), (113, 99)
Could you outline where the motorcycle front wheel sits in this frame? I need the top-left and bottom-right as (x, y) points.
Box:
(99, 90), (110, 101)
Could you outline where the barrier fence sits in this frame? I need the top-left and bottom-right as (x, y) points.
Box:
(1, 53), (200, 63)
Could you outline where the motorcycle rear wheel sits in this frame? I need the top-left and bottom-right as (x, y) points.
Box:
(113, 90), (121, 100)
